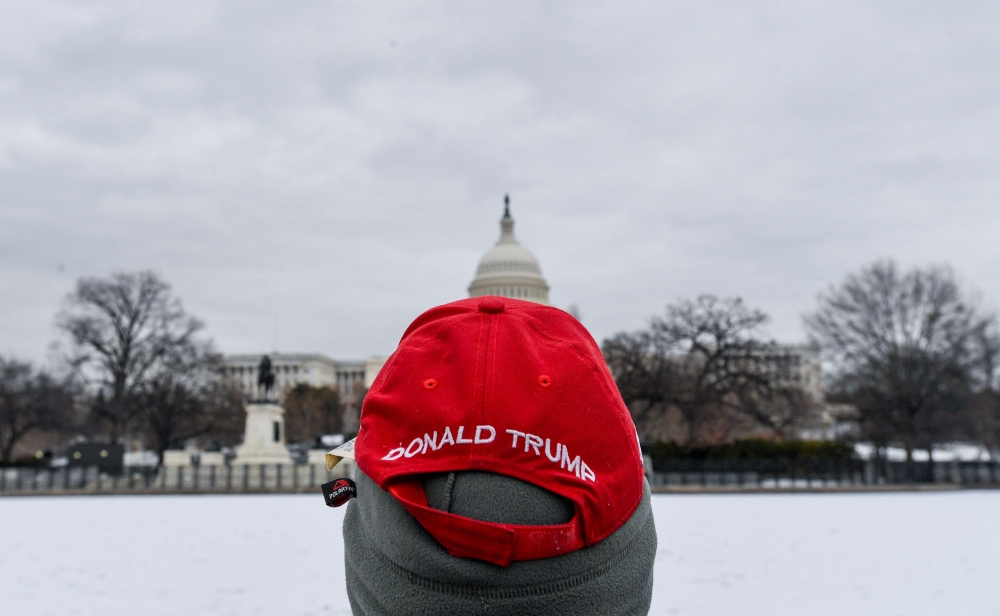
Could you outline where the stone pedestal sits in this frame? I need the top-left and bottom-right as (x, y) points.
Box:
(233, 402), (293, 465)
(162, 450), (193, 467)
(199, 452), (226, 466)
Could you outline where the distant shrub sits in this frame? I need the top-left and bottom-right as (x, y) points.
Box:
(0, 455), (50, 468)
(649, 439), (855, 460)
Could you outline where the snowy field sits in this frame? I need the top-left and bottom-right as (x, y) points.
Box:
(1, 491), (997, 616)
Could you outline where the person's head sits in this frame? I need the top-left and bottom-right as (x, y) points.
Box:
(342, 297), (656, 615)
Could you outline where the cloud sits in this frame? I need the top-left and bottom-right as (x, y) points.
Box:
(2, 0), (1000, 363)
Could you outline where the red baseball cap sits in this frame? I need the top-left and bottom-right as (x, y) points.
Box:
(350, 297), (644, 567)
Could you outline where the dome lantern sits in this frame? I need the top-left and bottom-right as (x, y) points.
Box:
(500, 194), (514, 243)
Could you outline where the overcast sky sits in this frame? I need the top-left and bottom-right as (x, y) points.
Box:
(2, 1), (999, 364)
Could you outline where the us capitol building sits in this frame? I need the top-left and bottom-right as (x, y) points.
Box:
(223, 199), (828, 432)
(222, 197), (550, 427)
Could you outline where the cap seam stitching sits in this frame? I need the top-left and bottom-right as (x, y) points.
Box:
(488, 312), (500, 429)
(473, 311), (485, 427)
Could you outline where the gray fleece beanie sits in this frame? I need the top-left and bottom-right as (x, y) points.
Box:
(343, 469), (656, 615)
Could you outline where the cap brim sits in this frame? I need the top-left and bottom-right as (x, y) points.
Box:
(326, 437), (357, 471)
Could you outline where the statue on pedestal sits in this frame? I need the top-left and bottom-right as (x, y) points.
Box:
(256, 355), (275, 402)
(233, 355), (292, 465)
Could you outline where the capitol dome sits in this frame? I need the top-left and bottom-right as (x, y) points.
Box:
(468, 196), (549, 304)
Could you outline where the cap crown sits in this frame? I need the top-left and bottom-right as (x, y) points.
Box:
(356, 297), (644, 559)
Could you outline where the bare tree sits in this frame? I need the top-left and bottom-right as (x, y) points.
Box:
(283, 384), (343, 443)
(972, 321), (1000, 391)
(804, 261), (991, 478)
(960, 390), (1000, 459)
(0, 357), (74, 463)
(959, 321), (1000, 457)
(605, 296), (811, 445)
(139, 343), (244, 464)
(57, 271), (202, 442)
(603, 328), (680, 437)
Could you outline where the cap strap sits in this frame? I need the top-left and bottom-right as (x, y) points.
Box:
(387, 479), (585, 567)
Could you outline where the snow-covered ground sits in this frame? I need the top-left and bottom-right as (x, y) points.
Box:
(1, 491), (997, 615)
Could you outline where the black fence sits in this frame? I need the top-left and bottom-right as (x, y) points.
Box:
(646, 457), (1000, 489)
(0, 461), (353, 495)
(3, 458), (998, 495)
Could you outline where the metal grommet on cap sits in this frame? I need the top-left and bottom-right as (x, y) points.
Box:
(478, 299), (505, 314)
